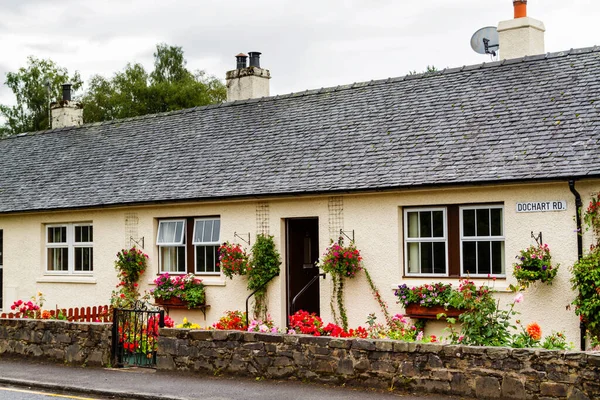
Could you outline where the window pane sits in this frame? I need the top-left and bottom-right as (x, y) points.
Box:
(477, 241), (491, 274)
(157, 221), (185, 244)
(75, 226), (92, 243)
(201, 245), (218, 273)
(48, 227), (67, 243)
(420, 242), (433, 273)
(203, 220), (213, 243)
(194, 219), (220, 244)
(476, 209), (490, 237)
(48, 248), (68, 271)
(160, 246), (185, 272)
(432, 211), (444, 237)
(0, 230), (3, 266)
(490, 208), (503, 236)
(463, 209), (475, 237)
(462, 241), (476, 274)
(193, 220), (205, 243)
(196, 246), (206, 272)
(407, 242), (419, 273)
(75, 247), (93, 271)
(212, 220), (220, 242)
(433, 242), (446, 273)
(420, 212), (432, 238)
(407, 212), (419, 238)
(492, 241), (504, 274)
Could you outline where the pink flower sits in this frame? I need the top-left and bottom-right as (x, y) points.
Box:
(514, 293), (524, 304)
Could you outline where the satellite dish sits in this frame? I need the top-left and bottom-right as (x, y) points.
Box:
(470, 26), (499, 56)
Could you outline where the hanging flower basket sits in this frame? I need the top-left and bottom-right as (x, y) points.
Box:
(513, 243), (559, 288)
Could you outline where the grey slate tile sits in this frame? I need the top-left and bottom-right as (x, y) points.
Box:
(0, 48), (600, 213)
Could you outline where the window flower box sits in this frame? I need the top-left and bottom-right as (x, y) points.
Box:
(154, 297), (199, 307)
(396, 282), (464, 320)
(151, 273), (206, 309)
(404, 303), (463, 320)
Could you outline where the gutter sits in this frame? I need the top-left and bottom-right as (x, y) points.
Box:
(568, 179), (585, 350)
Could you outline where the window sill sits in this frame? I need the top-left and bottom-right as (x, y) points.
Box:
(147, 278), (226, 287)
(37, 276), (97, 284)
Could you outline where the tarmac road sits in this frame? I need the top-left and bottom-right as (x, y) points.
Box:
(0, 357), (471, 400)
(0, 384), (106, 399)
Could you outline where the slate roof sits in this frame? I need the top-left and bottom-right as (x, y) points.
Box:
(1, 47), (600, 214)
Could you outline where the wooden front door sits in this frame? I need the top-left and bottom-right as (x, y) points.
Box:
(286, 218), (320, 317)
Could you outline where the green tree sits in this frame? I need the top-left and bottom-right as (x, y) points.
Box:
(0, 56), (82, 137)
(82, 43), (226, 122)
(408, 65), (439, 76)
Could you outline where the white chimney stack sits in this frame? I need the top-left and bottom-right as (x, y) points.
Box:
(50, 83), (83, 129)
(497, 0), (545, 60)
(225, 52), (271, 102)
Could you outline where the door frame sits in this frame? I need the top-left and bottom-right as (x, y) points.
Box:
(285, 217), (320, 319)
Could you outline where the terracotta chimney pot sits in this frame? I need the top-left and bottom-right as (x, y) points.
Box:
(514, 0), (527, 18)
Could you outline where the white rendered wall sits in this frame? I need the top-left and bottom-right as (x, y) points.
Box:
(0, 179), (596, 346)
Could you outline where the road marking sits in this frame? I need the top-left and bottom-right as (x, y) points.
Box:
(0, 386), (99, 399)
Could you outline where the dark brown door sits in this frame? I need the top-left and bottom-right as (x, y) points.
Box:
(286, 218), (320, 317)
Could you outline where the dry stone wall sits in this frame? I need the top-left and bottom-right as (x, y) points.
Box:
(158, 329), (600, 400)
(0, 318), (111, 366)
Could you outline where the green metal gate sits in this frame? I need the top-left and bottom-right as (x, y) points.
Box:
(112, 302), (164, 368)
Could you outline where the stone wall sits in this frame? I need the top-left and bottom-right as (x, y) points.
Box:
(158, 329), (600, 399)
(0, 318), (111, 366)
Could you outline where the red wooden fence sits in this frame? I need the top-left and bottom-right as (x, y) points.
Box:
(0, 305), (112, 322)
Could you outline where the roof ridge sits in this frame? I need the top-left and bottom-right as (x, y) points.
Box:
(2, 45), (598, 142)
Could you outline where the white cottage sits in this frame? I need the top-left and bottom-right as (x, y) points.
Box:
(0, 1), (598, 348)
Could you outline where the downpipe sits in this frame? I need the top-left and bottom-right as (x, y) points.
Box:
(568, 179), (585, 351)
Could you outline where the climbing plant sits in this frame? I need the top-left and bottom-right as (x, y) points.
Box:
(110, 247), (148, 308)
(248, 234), (281, 319)
(571, 193), (600, 347)
(319, 238), (362, 330)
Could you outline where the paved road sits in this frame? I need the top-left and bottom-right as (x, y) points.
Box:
(0, 358), (470, 400)
(0, 385), (104, 399)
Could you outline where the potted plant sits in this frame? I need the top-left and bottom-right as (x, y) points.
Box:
(513, 243), (559, 288)
(151, 273), (206, 308)
(395, 282), (463, 319)
(218, 242), (249, 279)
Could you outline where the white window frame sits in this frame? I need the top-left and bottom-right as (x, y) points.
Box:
(45, 223), (93, 275)
(459, 205), (505, 277)
(156, 219), (187, 273)
(192, 218), (221, 275)
(73, 224), (93, 272)
(403, 207), (448, 277)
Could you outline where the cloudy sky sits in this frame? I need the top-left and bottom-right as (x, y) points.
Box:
(0, 0), (598, 106)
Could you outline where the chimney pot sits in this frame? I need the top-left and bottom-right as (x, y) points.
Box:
(248, 52), (261, 68)
(513, 0), (527, 18)
(62, 83), (72, 101)
(235, 53), (248, 69)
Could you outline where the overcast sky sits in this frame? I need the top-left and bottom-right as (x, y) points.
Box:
(0, 0), (598, 107)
